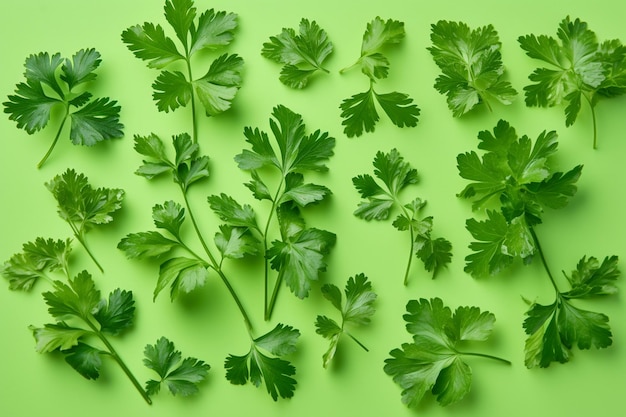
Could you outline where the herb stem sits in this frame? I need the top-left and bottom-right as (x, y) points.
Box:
(529, 226), (560, 294)
(396, 199), (415, 286)
(583, 93), (598, 149)
(38, 106), (69, 168)
(266, 269), (284, 321)
(186, 58), (198, 144)
(181, 189), (253, 333)
(458, 351), (511, 365)
(345, 331), (369, 352)
(69, 223), (103, 273)
(263, 177), (285, 320)
(86, 321), (152, 405)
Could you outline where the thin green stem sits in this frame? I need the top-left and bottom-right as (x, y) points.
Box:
(69, 223), (103, 273)
(396, 199), (415, 286)
(263, 176), (285, 321)
(266, 269), (284, 321)
(180, 189), (253, 334)
(345, 331), (369, 352)
(38, 106), (69, 169)
(85, 321), (152, 405)
(582, 93), (598, 149)
(458, 350), (512, 365)
(186, 58), (198, 144)
(529, 226), (560, 294)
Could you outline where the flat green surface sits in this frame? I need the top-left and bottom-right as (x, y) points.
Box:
(1, 0), (625, 416)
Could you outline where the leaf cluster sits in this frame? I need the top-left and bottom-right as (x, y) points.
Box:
(31, 270), (135, 379)
(119, 200), (210, 301)
(353, 149), (452, 283)
(144, 337), (210, 396)
(315, 273), (376, 368)
(456, 120), (582, 277)
(524, 255), (620, 368)
(214, 105), (336, 302)
(3, 48), (123, 166)
(225, 324), (300, 401)
(519, 16), (626, 147)
(384, 298), (507, 407)
(262, 18), (333, 88)
(121, 0), (242, 117)
(429, 20), (517, 116)
(1, 237), (72, 291)
(340, 17), (419, 137)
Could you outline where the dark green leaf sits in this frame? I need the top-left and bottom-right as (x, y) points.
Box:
(121, 23), (184, 69)
(69, 97), (123, 145)
(64, 343), (103, 380)
(94, 289), (135, 335)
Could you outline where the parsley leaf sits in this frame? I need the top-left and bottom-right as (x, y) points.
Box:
(46, 169), (124, 272)
(121, 0), (241, 142)
(457, 120), (582, 277)
(315, 273), (376, 368)
(232, 105), (335, 318)
(353, 149), (452, 284)
(428, 20), (517, 116)
(524, 256), (620, 368)
(144, 336), (210, 396)
(262, 18), (333, 88)
(225, 324), (299, 401)
(1, 237), (72, 290)
(340, 83), (420, 137)
(93, 289), (136, 335)
(134, 133), (209, 191)
(3, 49), (123, 167)
(384, 298), (509, 407)
(342, 17), (405, 80)
(339, 17), (419, 137)
(518, 16), (626, 148)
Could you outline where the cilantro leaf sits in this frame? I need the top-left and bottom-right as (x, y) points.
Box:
(207, 193), (260, 232)
(122, 0), (241, 130)
(214, 225), (259, 259)
(193, 53), (243, 116)
(523, 255), (620, 368)
(457, 119), (581, 219)
(93, 289), (135, 335)
(384, 298), (509, 407)
(3, 49), (123, 167)
(30, 323), (88, 353)
(134, 133), (210, 190)
(45, 169), (124, 272)
(190, 9), (238, 54)
(518, 16), (626, 148)
(157, 257), (209, 301)
(69, 97), (123, 146)
(144, 336), (210, 396)
(225, 324), (299, 401)
(1, 237), (72, 290)
(429, 20), (517, 116)
(268, 226), (336, 299)
(343, 17), (405, 80)
(457, 120), (583, 277)
(315, 273), (376, 367)
(340, 83), (419, 137)
(64, 343), (104, 380)
(353, 149), (451, 284)
(236, 105), (335, 175)
(279, 172), (330, 207)
(121, 23), (184, 69)
(43, 271), (101, 320)
(262, 18), (333, 88)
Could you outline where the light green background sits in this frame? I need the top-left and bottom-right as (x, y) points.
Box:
(1, 1), (625, 416)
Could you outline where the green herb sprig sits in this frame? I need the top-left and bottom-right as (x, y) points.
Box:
(121, 0), (243, 144)
(340, 17), (420, 137)
(3, 49), (123, 168)
(457, 119), (620, 367)
(353, 149), (452, 284)
(519, 16), (626, 149)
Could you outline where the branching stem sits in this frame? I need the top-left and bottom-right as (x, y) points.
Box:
(38, 106), (69, 168)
